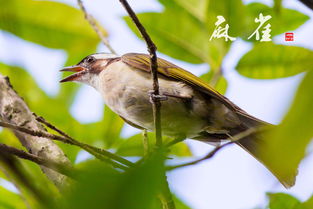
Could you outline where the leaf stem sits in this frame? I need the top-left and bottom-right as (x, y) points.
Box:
(77, 0), (117, 54)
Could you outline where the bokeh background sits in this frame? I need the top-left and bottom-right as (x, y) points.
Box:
(1, 0), (313, 208)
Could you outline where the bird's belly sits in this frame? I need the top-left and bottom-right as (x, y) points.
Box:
(118, 93), (208, 138)
(99, 66), (209, 138)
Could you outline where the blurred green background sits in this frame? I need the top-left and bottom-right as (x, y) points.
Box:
(0, 0), (313, 208)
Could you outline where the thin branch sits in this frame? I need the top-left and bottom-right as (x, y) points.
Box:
(209, 67), (223, 87)
(77, 0), (117, 54)
(35, 115), (130, 167)
(142, 129), (149, 157)
(35, 114), (72, 138)
(0, 75), (70, 188)
(118, 0), (163, 147)
(35, 116), (133, 167)
(117, 1), (173, 209)
(0, 143), (73, 177)
(0, 121), (133, 169)
(167, 128), (260, 170)
(299, 0), (313, 10)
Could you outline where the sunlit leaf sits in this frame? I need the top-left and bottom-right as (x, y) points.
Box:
(236, 44), (313, 79)
(173, 194), (192, 209)
(167, 0), (209, 22)
(125, 12), (208, 64)
(267, 193), (302, 209)
(0, 185), (28, 209)
(243, 3), (309, 40)
(261, 70), (313, 185)
(303, 194), (313, 209)
(125, 0), (244, 70)
(0, 0), (102, 51)
(101, 106), (124, 148)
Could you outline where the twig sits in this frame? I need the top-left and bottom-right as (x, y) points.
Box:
(77, 0), (117, 54)
(0, 143), (73, 177)
(142, 129), (149, 157)
(118, 0), (163, 147)
(35, 116), (133, 167)
(117, 1), (173, 209)
(299, 0), (313, 10)
(167, 128), (259, 170)
(35, 115), (71, 138)
(0, 121), (133, 169)
(167, 142), (233, 170)
(209, 67), (223, 87)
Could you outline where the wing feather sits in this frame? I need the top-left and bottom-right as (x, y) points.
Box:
(121, 53), (267, 124)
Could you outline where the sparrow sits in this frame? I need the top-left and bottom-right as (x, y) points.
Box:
(60, 52), (295, 188)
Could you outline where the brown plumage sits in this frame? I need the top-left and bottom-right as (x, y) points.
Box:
(60, 52), (296, 188)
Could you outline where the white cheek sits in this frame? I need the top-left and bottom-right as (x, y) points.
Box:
(77, 74), (100, 90)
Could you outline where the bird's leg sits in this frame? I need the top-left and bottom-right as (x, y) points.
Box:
(163, 93), (192, 100)
(148, 90), (168, 103)
(148, 90), (192, 103)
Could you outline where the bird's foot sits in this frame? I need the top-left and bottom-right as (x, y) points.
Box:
(148, 90), (168, 103)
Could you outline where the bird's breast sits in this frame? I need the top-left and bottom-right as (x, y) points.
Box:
(97, 61), (235, 138)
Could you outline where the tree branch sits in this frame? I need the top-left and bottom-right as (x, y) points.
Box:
(0, 120), (133, 169)
(0, 143), (73, 177)
(35, 116), (134, 167)
(118, 0), (163, 147)
(77, 0), (117, 54)
(167, 128), (260, 170)
(0, 75), (71, 189)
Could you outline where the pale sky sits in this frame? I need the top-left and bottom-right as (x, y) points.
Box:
(0, 0), (313, 208)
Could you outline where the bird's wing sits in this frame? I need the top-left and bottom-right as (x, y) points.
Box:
(121, 53), (264, 123)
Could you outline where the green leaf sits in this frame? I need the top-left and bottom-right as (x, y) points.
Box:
(303, 195), (313, 209)
(101, 106), (124, 148)
(173, 195), (192, 209)
(243, 3), (309, 40)
(267, 193), (302, 209)
(0, 186), (28, 209)
(116, 132), (192, 157)
(167, 0), (209, 22)
(236, 44), (313, 79)
(0, 0), (102, 51)
(124, 12), (209, 64)
(261, 70), (313, 185)
(125, 0), (244, 69)
(57, 152), (165, 209)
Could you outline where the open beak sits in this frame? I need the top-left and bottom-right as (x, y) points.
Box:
(59, 65), (88, 83)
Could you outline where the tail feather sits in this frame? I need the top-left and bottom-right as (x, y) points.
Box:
(236, 114), (297, 188)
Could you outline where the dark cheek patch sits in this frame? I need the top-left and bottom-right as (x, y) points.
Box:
(89, 61), (104, 74)
(89, 58), (121, 74)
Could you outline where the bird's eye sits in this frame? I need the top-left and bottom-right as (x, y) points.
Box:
(86, 57), (95, 63)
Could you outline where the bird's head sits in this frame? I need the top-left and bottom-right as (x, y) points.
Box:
(60, 53), (119, 88)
